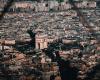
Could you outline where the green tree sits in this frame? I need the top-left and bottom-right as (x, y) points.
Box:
(56, 0), (64, 3)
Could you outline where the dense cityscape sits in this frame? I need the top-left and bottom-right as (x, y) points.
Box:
(0, 0), (100, 80)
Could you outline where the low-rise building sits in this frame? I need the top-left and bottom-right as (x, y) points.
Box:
(35, 34), (48, 49)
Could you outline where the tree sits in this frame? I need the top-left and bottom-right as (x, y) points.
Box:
(56, 0), (64, 3)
